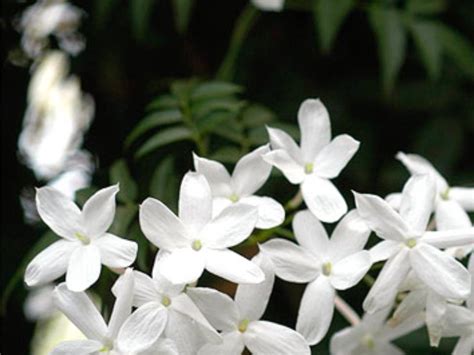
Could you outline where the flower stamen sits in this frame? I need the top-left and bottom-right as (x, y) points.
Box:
(405, 238), (417, 248)
(229, 194), (240, 203)
(322, 262), (332, 276)
(161, 295), (171, 307)
(304, 163), (314, 174)
(192, 240), (202, 251)
(238, 319), (249, 333)
(74, 232), (90, 245)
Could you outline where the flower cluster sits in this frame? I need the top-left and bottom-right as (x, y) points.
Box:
(23, 97), (473, 354)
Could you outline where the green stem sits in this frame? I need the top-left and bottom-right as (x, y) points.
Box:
(217, 4), (259, 81)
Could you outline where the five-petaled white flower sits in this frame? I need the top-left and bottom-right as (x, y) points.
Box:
(355, 174), (473, 314)
(25, 185), (138, 292)
(251, 0), (285, 12)
(193, 145), (285, 229)
(140, 171), (264, 285)
(113, 270), (221, 354)
(188, 253), (311, 355)
(263, 99), (360, 223)
(387, 152), (474, 258)
(260, 209), (372, 344)
(330, 306), (424, 355)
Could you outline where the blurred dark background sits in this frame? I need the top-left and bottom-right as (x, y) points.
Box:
(2, 0), (473, 353)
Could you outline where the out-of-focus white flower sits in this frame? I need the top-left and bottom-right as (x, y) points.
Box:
(113, 270), (221, 354)
(24, 284), (56, 321)
(387, 152), (474, 259)
(330, 306), (424, 355)
(355, 175), (473, 314)
(25, 185), (138, 292)
(260, 209), (371, 345)
(251, 0), (285, 12)
(17, 0), (85, 58)
(140, 172), (264, 285)
(189, 253), (311, 355)
(194, 145), (285, 229)
(18, 51), (94, 180)
(263, 99), (360, 222)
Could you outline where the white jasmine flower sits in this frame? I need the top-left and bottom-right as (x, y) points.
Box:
(330, 306), (424, 355)
(355, 174), (473, 314)
(391, 152), (474, 259)
(189, 254), (311, 355)
(263, 99), (360, 222)
(193, 145), (285, 229)
(114, 270), (221, 354)
(18, 51), (94, 180)
(140, 171), (264, 285)
(260, 209), (372, 345)
(251, 0), (285, 12)
(17, 0), (85, 58)
(24, 185), (138, 292)
(24, 284), (56, 321)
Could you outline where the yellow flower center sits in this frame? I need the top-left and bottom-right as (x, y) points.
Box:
(192, 239), (202, 251)
(361, 334), (375, 349)
(74, 232), (90, 245)
(440, 188), (450, 201)
(161, 295), (171, 307)
(304, 163), (314, 174)
(405, 238), (417, 248)
(229, 194), (240, 203)
(322, 262), (332, 276)
(238, 319), (249, 333)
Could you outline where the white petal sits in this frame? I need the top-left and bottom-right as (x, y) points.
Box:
(66, 244), (101, 292)
(235, 253), (275, 321)
(330, 326), (364, 354)
(186, 287), (240, 331)
(399, 175), (436, 234)
(468, 254), (474, 309)
(329, 209), (371, 261)
(450, 187), (474, 211)
(178, 172), (213, 233)
(158, 248), (205, 285)
(94, 233), (137, 268)
(200, 203), (257, 248)
(205, 249), (264, 284)
(354, 192), (409, 241)
(443, 304), (474, 337)
(144, 338), (179, 355)
(25, 239), (75, 287)
(297, 98), (331, 163)
(313, 134), (359, 179)
(396, 152), (448, 191)
(369, 240), (401, 262)
(82, 185), (119, 238)
(375, 343), (404, 355)
(127, 270), (160, 307)
(453, 335), (474, 355)
(262, 150), (305, 184)
(410, 243), (471, 299)
(117, 302), (168, 353)
(266, 126), (302, 163)
(170, 293), (221, 344)
(211, 197), (232, 218)
(390, 290), (426, 328)
(422, 228), (474, 249)
(330, 251), (371, 290)
(260, 239), (319, 283)
(36, 186), (82, 240)
(239, 196), (285, 229)
(108, 269), (134, 339)
(363, 249), (410, 313)
(198, 331), (244, 355)
(293, 209), (329, 257)
(302, 175), (347, 223)
(231, 145), (272, 196)
(383, 310), (425, 341)
(385, 193), (402, 210)
(296, 277), (335, 345)
(245, 320), (311, 355)
(53, 283), (108, 341)
(425, 291), (447, 347)
(139, 197), (189, 250)
(193, 153), (232, 196)
(436, 199), (472, 230)
(51, 340), (103, 355)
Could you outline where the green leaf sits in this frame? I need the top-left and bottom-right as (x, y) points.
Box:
(436, 24), (474, 80)
(209, 146), (242, 163)
(196, 111), (238, 134)
(410, 21), (442, 81)
(150, 156), (178, 210)
(406, 0), (446, 14)
(2, 231), (57, 313)
(368, 6), (407, 94)
(130, 0), (155, 41)
(191, 81), (243, 101)
(109, 205), (138, 236)
(109, 160), (138, 203)
(146, 95), (180, 111)
(313, 0), (354, 52)
(135, 126), (193, 158)
(241, 104), (276, 128)
(126, 110), (182, 147)
(94, 0), (119, 28)
(172, 0), (196, 34)
(171, 80), (197, 103)
(212, 117), (245, 144)
(192, 98), (245, 120)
